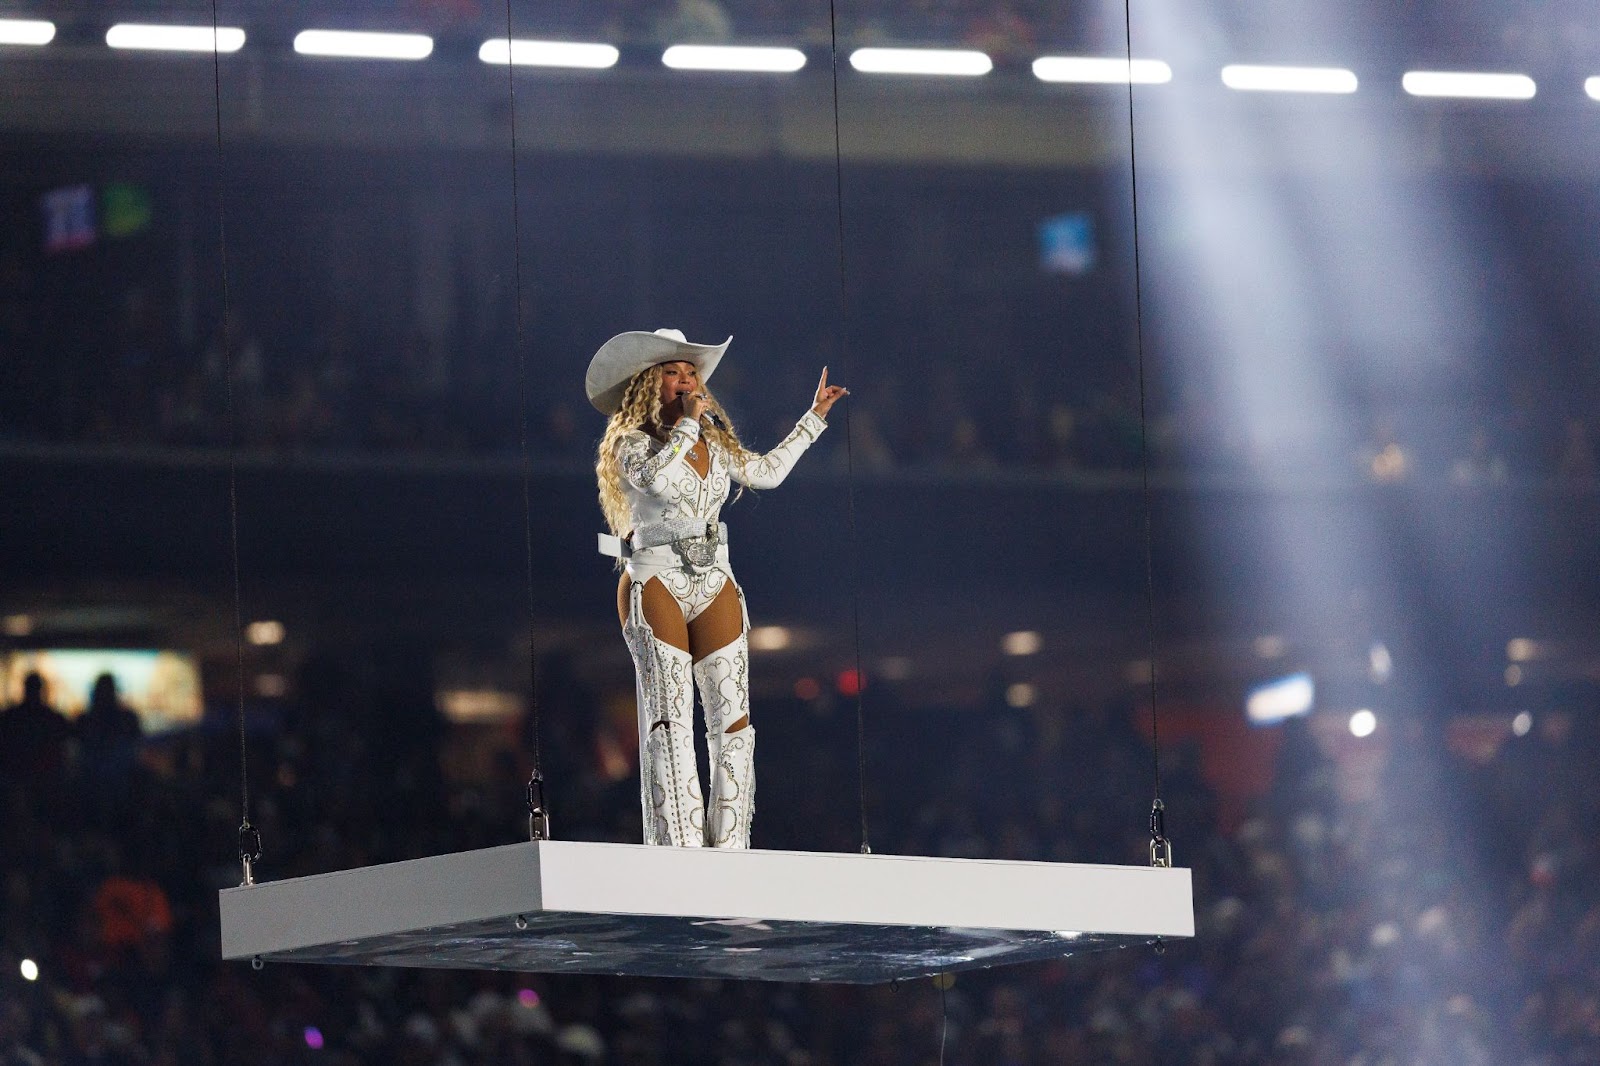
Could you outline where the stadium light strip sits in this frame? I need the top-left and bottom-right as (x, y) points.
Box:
(663, 45), (806, 72)
(294, 30), (433, 60)
(849, 47), (991, 76)
(0, 18), (55, 45)
(1221, 64), (1357, 94)
(1586, 76), (1600, 101)
(478, 38), (618, 69)
(1032, 56), (1171, 84)
(1401, 70), (1535, 99)
(107, 24), (245, 53)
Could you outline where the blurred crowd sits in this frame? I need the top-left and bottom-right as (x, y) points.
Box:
(2, 305), (1593, 488)
(2, 651), (1597, 1064)
(0, 260), (1594, 486)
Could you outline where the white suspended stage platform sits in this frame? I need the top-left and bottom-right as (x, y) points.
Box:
(219, 841), (1193, 984)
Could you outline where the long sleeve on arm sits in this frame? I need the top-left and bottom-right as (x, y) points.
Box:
(617, 419), (701, 496)
(728, 410), (829, 489)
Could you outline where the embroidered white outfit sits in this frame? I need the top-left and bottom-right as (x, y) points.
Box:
(613, 410), (827, 848)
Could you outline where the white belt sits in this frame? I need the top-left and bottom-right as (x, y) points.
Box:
(598, 521), (728, 560)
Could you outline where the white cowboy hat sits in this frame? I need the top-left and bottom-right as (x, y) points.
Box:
(585, 328), (732, 415)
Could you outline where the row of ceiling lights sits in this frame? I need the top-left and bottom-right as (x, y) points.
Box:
(3, 18), (1598, 100)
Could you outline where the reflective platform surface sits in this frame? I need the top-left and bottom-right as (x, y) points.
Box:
(219, 841), (1193, 984)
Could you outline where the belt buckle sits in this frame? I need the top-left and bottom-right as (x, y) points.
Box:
(675, 522), (719, 569)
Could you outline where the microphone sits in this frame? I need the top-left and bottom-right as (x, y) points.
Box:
(694, 393), (726, 430)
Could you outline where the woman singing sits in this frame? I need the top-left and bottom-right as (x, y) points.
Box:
(588, 329), (848, 848)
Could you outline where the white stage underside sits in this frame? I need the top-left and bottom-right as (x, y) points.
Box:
(219, 841), (1193, 984)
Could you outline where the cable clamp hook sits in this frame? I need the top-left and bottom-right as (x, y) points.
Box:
(1148, 799), (1172, 868)
(526, 772), (551, 841)
(238, 819), (263, 886)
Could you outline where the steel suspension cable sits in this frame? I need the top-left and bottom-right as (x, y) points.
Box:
(826, 0), (873, 856)
(939, 977), (949, 1064)
(1120, 0), (1170, 867)
(208, 0), (259, 888)
(500, 0), (549, 841)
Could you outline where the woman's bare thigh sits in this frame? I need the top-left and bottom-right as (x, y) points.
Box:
(618, 573), (691, 653)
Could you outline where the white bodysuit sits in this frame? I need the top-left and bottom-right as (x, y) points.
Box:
(614, 410), (828, 619)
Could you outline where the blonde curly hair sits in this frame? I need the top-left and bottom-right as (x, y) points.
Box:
(596, 365), (754, 540)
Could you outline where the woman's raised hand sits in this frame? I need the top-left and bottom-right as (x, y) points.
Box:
(811, 367), (849, 419)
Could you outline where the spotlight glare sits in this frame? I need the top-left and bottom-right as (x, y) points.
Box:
(107, 24), (245, 53)
(1221, 64), (1357, 94)
(1370, 443), (1408, 480)
(478, 39), (618, 69)
(436, 689), (521, 725)
(1247, 673), (1314, 725)
(1253, 635), (1286, 659)
(877, 656), (913, 681)
(1349, 709), (1377, 738)
(1402, 71), (1535, 100)
(849, 48), (991, 76)
(1005, 682), (1037, 708)
(254, 673), (288, 698)
(294, 30), (433, 61)
(1504, 664), (1523, 687)
(1368, 641), (1393, 684)
(749, 625), (792, 652)
(662, 45), (806, 72)
(0, 19), (55, 46)
(1506, 637), (1537, 662)
(1001, 630), (1042, 656)
(1370, 921), (1401, 947)
(1031, 56), (1172, 84)
(20, 958), (38, 981)
(246, 620), (285, 646)
(1587, 77), (1600, 101)
(1512, 711), (1533, 737)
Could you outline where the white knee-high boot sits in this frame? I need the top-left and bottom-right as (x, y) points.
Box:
(624, 589), (704, 847)
(695, 631), (755, 848)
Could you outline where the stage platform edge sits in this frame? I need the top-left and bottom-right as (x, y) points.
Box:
(219, 840), (1194, 984)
